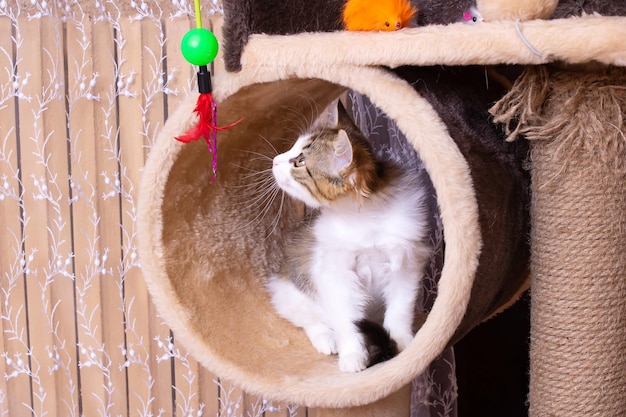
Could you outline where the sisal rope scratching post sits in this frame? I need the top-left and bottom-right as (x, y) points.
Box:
(492, 66), (626, 416)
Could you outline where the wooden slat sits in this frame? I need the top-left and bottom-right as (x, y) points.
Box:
(66, 16), (110, 416)
(39, 16), (80, 416)
(140, 15), (176, 417)
(307, 407), (322, 417)
(244, 391), (259, 416)
(117, 18), (158, 417)
(198, 366), (220, 417)
(210, 15), (226, 77)
(164, 16), (195, 110)
(15, 16), (58, 416)
(91, 18), (129, 417)
(0, 15), (30, 417)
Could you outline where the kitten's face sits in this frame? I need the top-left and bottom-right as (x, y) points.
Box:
(272, 128), (354, 208)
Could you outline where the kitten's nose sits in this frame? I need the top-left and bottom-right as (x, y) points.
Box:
(395, 21), (401, 29)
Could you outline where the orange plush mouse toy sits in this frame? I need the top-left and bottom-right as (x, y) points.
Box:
(342, 0), (417, 31)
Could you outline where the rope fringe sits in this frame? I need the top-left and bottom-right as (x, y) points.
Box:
(490, 66), (626, 173)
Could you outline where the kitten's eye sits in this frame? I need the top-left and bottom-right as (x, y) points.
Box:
(290, 154), (306, 168)
(385, 21), (390, 27)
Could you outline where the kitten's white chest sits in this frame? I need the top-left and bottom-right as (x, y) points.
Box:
(313, 209), (421, 287)
(314, 191), (426, 250)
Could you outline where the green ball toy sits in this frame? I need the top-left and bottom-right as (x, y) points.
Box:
(181, 28), (219, 66)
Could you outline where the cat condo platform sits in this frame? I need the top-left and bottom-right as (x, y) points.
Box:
(138, 0), (626, 416)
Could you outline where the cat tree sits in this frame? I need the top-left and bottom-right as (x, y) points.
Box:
(137, 0), (626, 415)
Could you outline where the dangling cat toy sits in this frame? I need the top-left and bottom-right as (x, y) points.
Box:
(176, 0), (240, 181)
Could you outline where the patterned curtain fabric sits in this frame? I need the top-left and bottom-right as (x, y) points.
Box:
(0, 2), (292, 416)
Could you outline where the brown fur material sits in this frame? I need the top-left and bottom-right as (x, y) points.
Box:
(393, 65), (531, 338)
(551, 0), (626, 19)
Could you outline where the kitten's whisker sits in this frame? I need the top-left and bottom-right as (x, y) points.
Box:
(231, 161), (268, 171)
(232, 165), (272, 178)
(229, 164), (273, 181)
(257, 188), (282, 229)
(237, 149), (275, 162)
(235, 184), (284, 239)
(228, 188), (276, 216)
(257, 134), (280, 157)
(238, 173), (275, 188)
(237, 157), (272, 167)
(280, 100), (315, 134)
(242, 169), (275, 186)
(264, 190), (287, 239)
(240, 181), (279, 207)
(250, 182), (282, 209)
(274, 135), (297, 149)
(230, 168), (277, 205)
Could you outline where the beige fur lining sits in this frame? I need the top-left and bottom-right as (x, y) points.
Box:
(241, 16), (626, 69)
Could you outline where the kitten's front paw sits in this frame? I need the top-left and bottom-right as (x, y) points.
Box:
(338, 349), (369, 373)
(305, 325), (337, 355)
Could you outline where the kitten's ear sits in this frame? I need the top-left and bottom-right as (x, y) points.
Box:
(333, 129), (353, 171)
(326, 99), (339, 127)
(311, 99), (339, 130)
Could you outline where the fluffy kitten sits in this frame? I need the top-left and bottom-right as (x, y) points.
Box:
(267, 106), (431, 372)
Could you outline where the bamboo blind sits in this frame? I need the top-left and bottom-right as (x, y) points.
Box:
(0, 1), (304, 416)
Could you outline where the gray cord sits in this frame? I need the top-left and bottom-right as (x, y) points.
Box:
(515, 19), (544, 58)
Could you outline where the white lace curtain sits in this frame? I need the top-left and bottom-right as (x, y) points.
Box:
(0, 2), (290, 416)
